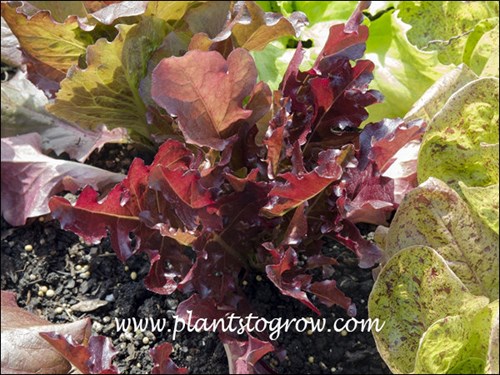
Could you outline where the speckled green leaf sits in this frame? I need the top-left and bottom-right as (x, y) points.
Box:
(369, 246), (490, 374)
(459, 182), (499, 235)
(47, 18), (167, 139)
(418, 77), (499, 190)
(384, 178), (499, 300)
(488, 313), (499, 374)
(469, 23), (499, 78)
(449, 358), (489, 374)
(397, 1), (499, 66)
(414, 300), (499, 374)
(404, 64), (478, 122)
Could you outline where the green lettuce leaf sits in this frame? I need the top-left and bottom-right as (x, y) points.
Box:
(418, 77), (499, 189)
(397, 1), (499, 66)
(468, 22), (499, 78)
(369, 245), (490, 374)
(459, 182), (499, 235)
(272, 1), (357, 25)
(404, 64), (478, 122)
(1, 2), (92, 72)
(414, 300), (499, 374)
(364, 9), (453, 122)
(384, 177), (499, 300)
(47, 17), (168, 140)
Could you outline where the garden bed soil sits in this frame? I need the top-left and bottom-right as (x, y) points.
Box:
(0, 145), (390, 374)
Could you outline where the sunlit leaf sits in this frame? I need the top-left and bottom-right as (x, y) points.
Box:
(384, 178), (499, 299)
(418, 77), (499, 189)
(47, 17), (167, 139)
(369, 246), (490, 373)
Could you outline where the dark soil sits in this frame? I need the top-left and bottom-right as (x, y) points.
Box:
(1, 145), (390, 374)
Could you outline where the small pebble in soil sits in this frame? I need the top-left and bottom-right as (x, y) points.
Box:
(130, 271), (138, 281)
(75, 265), (82, 271)
(103, 316), (112, 323)
(308, 356), (315, 364)
(81, 271), (91, 279)
(29, 274), (37, 281)
(256, 275), (263, 282)
(24, 244), (33, 252)
(39, 286), (48, 293)
(242, 280), (248, 286)
(124, 265), (129, 272)
(45, 289), (55, 298)
(340, 330), (348, 337)
(55, 307), (64, 314)
(38, 290), (44, 297)
(142, 337), (150, 345)
(331, 367), (337, 373)
(93, 322), (103, 333)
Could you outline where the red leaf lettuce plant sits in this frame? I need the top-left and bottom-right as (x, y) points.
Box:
(2, 1), (427, 372)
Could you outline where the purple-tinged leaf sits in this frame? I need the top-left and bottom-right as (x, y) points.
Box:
(2, 71), (129, 162)
(150, 342), (188, 375)
(265, 247), (319, 314)
(263, 146), (352, 216)
(1, 291), (92, 374)
(344, 1), (371, 34)
(333, 220), (382, 268)
(49, 162), (145, 262)
(314, 23), (369, 66)
(175, 294), (229, 326)
(1, 133), (124, 226)
(89, 1), (148, 24)
(187, 1), (308, 53)
(40, 333), (118, 374)
(308, 280), (356, 317)
(223, 333), (274, 374)
(282, 203), (308, 246)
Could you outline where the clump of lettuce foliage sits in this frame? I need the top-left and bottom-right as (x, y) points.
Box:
(369, 66), (499, 374)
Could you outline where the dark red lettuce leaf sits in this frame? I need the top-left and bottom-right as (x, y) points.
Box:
(308, 280), (356, 317)
(150, 342), (188, 375)
(222, 333), (275, 375)
(49, 140), (218, 294)
(336, 118), (427, 226)
(263, 146), (353, 216)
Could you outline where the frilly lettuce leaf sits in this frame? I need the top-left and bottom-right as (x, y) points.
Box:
(364, 8), (453, 122)
(397, 1), (499, 66)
